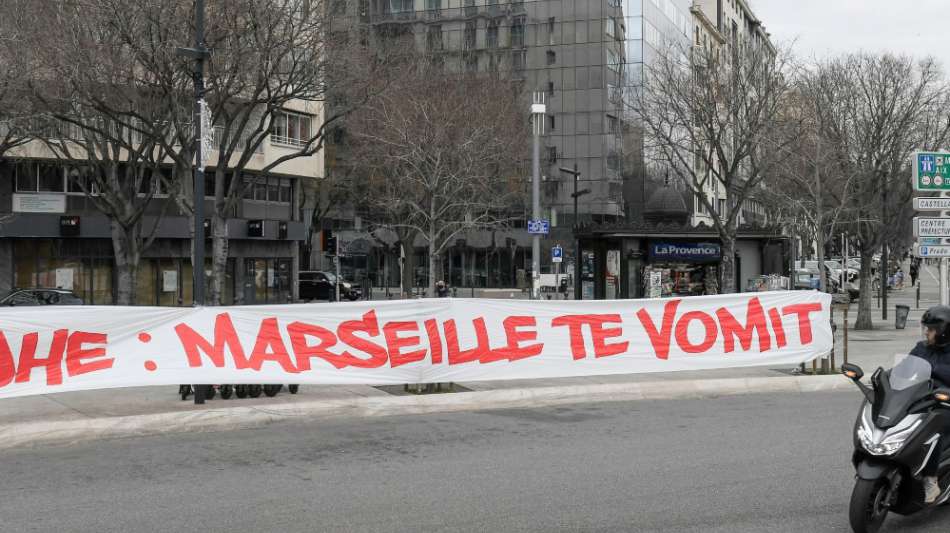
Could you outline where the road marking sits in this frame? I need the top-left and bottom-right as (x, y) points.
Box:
(926, 264), (940, 284)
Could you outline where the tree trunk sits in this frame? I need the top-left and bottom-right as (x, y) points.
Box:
(720, 232), (737, 294)
(210, 213), (229, 305)
(400, 240), (414, 298)
(817, 229), (827, 292)
(111, 219), (142, 306)
(854, 247), (875, 330)
(428, 250), (439, 298)
(427, 221), (438, 297)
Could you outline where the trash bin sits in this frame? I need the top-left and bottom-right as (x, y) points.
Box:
(895, 304), (910, 330)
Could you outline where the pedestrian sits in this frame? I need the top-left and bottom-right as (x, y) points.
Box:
(911, 262), (919, 287)
(436, 280), (449, 298)
(896, 268), (905, 290)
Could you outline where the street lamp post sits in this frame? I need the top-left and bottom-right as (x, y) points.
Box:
(177, 0), (212, 404)
(559, 165), (589, 300)
(530, 92), (545, 300)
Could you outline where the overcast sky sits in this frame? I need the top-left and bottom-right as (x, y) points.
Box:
(753, 0), (950, 70)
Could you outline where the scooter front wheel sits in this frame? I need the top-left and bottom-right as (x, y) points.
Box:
(849, 477), (890, 533)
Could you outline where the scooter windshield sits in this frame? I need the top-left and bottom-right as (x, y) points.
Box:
(889, 355), (932, 391)
(872, 355), (933, 429)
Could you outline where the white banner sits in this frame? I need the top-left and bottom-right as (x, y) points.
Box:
(0, 291), (832, 400)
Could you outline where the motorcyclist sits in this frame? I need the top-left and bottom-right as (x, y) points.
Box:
(909, 305), (950, 502)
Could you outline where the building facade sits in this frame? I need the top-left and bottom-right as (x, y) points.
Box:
(325, 0), (698, 292)
(0, 105), (323, 306)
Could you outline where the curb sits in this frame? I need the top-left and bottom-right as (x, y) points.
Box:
(0, 374), (851, 450)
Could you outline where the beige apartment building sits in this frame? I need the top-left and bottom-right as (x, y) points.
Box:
(0, 101), (324, 305)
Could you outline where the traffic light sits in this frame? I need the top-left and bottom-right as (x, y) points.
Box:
(322, 229), (337, 256)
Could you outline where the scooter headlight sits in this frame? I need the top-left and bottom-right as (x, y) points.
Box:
(857, 406), (923, 456)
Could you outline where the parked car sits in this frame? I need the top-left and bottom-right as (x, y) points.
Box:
(298, 271), (360, 302)
(792, 269), (820, 291)
(0, 288), (84, 306)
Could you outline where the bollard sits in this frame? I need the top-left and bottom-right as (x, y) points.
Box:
(843, 308), (849, 365)
(917, 283), (921, 309)
(194, 384), (206, 404)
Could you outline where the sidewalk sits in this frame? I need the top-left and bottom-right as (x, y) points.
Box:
(0, 284), (934, 450)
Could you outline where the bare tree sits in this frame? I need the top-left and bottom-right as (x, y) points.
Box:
(635, 40), (796, 293)
(814, 54), (950, 329)
(25, 0), (187, 304)
(344, 56), (529, 297)
(761, 72), (859, 292)
(0, 0), (38, 159)
(169, 0), (385, 305)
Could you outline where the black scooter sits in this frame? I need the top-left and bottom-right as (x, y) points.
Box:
(842, 357), (950, 532)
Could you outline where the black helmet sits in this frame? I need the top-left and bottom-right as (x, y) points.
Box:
(921, 305), (950, 345)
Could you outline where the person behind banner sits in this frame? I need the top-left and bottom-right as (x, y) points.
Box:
(436, 280), (449, 298)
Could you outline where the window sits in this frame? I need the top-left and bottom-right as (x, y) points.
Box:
(271, 110), (312, 147)
(512, 50), (527, 71)
(606, 48), (621, 73)
(511, 16), (525, 48)
(426, 25), (443, 51)
(464, 21), (476, 50)
(547, 114), (555, 130)
(546, 50), (556, 65)
(15, 162), (38, 192)
(465, 54), (478, 73)
(15, 162), (66, 193)
(243, 176), (293, 204)
(487, 21), (499, 48)
(606, 114), (619, 134)
(38, 164), (63, 192)
(137, 167), (174, 196)
(644, 20), (660, 47)
(607, 150), (620, 171)
(548, 146), (557, 163)
(548, 81), (555, 95)
(548, 17), (555, 34)
(464, 0), (476, 16)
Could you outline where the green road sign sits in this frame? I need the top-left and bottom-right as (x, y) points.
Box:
(913, 152), (950, 190)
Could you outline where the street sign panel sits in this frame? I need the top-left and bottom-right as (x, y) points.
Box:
(914, 197), (950, 211)
(919, 237), (950, 245)
(916, 245), (950, 258)
(552, 245), (563, 263)
(527, 219), (550, 235)
(914, 217), (950, 237)
(913, 152), (950, 191)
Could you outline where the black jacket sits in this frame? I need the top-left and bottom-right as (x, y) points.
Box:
(910, 341), (950, 387)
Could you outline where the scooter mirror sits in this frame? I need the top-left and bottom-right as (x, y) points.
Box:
(842, 363), (864, 381)
(934, 389), (950, 403)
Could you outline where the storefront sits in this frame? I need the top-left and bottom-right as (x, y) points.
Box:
(574, 224), (790, 300)
(644, 241), (720, 298)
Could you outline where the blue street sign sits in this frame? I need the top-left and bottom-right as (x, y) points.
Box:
(527, 219), (550, 235)
(552, 245), (563, 262)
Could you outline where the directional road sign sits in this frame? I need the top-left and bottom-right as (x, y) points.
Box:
(527, 219), (550, 235)
(552, 245), (563, 263)
(914, 217), (950, 237)
(916, 245), (950, 258)
(913, 152), (950, 191)
(914, 197), (950, 211)
(919, 237), (950, 245)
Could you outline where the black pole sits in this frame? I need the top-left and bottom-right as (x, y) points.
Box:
(193, 0), (207, 307)
(573, 164), (580, 301)
(881, 178), (888, 321)
(178, 0), (211, 404)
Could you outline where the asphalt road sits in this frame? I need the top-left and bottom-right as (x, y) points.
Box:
(3, 391), (950, 533)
